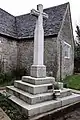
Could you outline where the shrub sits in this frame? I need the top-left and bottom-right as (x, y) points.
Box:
(0, 67), (28, 86)
(12, 68), (27, 80)
(0, 93), (27, 120)
(0, 72), (15, 86)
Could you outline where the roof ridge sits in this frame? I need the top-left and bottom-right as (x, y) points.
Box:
(15, 2), (69, 18)
(44, 2), (69, 11)
(0, 2), (69, 39)
(0, 8), (15, 17)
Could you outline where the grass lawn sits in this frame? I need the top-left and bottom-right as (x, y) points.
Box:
(63, 74), (80, 90)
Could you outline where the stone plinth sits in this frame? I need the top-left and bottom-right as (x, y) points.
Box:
(31, 65), (46, 78)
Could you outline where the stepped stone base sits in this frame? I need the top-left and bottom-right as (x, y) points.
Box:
(6, 86), (72, 105)
(6, 75), (80, 118)
(7, 93), (80, 118)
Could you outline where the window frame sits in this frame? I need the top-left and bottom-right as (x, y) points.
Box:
(64, 41), (71, 59)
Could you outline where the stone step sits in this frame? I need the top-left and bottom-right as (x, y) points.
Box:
(22, 76), (55, 85)
(58, 93), (80, 107)
(9, 95), (61, 117)
(54, 88), (72, 98)
(7, 86), (72, 105)
(8, 93), (80, 117)
(6, 86), (53, 104)
(14, 80), (53, 95)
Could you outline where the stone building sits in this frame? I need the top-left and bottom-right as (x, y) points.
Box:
(0, 2), (74, 80)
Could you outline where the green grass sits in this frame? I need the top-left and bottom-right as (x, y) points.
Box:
(63, 74), (80, 90)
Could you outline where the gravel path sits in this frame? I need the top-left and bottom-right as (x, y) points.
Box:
(56, 109), (80, 120)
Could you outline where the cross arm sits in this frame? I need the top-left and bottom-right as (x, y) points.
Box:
(42, 12), (48, 18)
(30, 9), (48, 18)
(30, 9), (40, 17)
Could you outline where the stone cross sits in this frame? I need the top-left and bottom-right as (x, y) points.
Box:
(31, 4), (48, 65)
(30, 4), (48, 78)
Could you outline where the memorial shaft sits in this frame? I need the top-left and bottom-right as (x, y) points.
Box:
(31, 4), (48, 78)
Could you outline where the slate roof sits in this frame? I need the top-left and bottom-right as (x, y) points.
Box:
(0, 2), (69, 39)
(0, 8), (17, 38)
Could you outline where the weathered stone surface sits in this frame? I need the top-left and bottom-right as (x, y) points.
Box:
(31, 65), (46, 78)
(17, 37), (57, 78)
(60, 93), (80, 106)
(14, 80), (53, 94)
(7, 86), (54, 104)
(22, 76), (55, 85)
(57, 4), (74, 80)
(8, 93), (80, 117)
(0, 36), (17, 72)
(9, 95), (62, 117)
(54, 88), (72, 98)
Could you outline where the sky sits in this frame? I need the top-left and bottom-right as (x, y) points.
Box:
(0, 0), (80, 38)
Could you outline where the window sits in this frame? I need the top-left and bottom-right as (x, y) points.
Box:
(64, 41), (71, 59)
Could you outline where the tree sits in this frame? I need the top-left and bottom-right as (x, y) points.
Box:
(75, 25), (80, 43)
(74, 25), (80, 72)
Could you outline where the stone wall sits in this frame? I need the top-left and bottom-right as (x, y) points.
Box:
(0, 35), (58, 78)
(44, 37), (57, 78)
(57, 4), (74, 80)
(17, 39), (34, 75)
(17, 37), (57, 77)
(0, 35), (17, 72)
